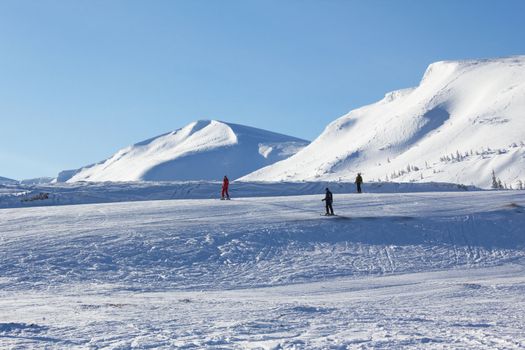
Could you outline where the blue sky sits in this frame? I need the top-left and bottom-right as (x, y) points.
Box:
(1, 0), (524, 180)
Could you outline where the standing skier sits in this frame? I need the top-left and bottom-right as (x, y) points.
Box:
(221, 175), (230, 200)
(322, 187), (334, 216)
(355, 173), (363, 193)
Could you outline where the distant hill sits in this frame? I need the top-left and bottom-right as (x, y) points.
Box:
(58, 120), (309, 182)
(0, 176), (18, 185)
(242, 56), (525, 189)
(20, 177), (55, 185)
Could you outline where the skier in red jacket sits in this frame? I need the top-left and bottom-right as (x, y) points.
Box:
(221, 175), (230, 200)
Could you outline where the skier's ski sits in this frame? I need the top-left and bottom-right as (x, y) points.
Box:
(320, 214), (351, 220)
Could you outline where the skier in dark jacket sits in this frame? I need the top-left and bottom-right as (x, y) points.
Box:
(322, 187), (334, 215)
(221, 175), (230, 200)
(355, 173), (363, 193)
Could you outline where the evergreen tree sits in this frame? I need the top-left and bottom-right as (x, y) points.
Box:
(491, 170), (499, 189)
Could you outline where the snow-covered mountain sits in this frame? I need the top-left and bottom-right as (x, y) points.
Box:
(59, 120), (308, 182)
(242, 56), (525, 189)
(20, 177), (54, 185)
(0, 176), (18, 185)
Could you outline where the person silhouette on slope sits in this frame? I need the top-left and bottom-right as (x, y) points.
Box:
(221, 175), (230, 200)
(355, 173), (363, 193)
(322, 187), (334, 215)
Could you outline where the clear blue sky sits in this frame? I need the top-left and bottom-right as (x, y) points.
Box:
(1, 0), (524, 180)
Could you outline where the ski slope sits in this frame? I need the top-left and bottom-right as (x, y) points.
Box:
(242, 56), (525, 189)
(1, 190), (525, 348)
(0, 180), (475, 209)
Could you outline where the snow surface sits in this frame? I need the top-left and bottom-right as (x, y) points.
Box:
(0, 176), (17, 185)
(19, 177), (54, 185)
(241, 56), (525, 189)
(0, 180), (475, 208)
(59, 120), (308, 183)
(1, 189), (525, 348)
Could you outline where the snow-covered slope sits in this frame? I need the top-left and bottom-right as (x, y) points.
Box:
(0, 176), (17, 185)
(20, 177), (54, 185)
(1, 191), (525, 348)
(60, 120), (308, 182)
(242, 56), (525, 188)
(0, 180), (475, 209)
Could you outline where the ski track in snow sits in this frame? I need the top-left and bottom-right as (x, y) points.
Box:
(1, 191), (525, 348)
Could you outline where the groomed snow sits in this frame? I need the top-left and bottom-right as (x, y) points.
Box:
(0, 180), (475, 209)
(1, 190), (524, 348)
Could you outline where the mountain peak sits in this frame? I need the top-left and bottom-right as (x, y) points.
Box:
(241, 56), (525, 188)
(59, 120), (308, 182)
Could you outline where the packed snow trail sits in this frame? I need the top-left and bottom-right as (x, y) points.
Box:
(1, 191), (524, 348)
(2, 192), (524, 291)
(0, 180), (475, 208)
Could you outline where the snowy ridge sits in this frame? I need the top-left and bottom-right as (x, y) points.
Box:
(0, 176), (17, 185)
(242, 56), (525, 188)
(19, 177), (54, 185)
(60, 120), (308, 182)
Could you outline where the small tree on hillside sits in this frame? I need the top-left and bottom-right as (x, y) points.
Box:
(491, 170), (499, 189)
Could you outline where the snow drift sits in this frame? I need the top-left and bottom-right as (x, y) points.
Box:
(59, 120), (308, 182)
(242, 56), (525, 188)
